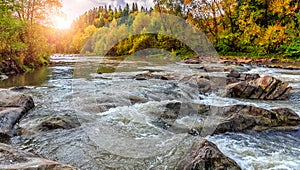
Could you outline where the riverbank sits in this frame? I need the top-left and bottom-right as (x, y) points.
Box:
(0, 57), (49, 80)
(183, 55), (300, 70)
(220, 55), (300, 70)
(0, 59), (25, 76)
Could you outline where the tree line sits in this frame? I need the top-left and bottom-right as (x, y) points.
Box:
(0, 0), (61, 72)
(1, 0), (299, 74)
(54, 0), (299, 59)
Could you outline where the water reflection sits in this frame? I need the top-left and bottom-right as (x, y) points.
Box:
(0, 66), (50, 88)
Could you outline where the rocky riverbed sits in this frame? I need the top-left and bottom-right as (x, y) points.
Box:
(0, 55), (300, 169)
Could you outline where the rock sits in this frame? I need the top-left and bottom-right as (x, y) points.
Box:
(178, 139), (241, 170)
(227, 70), (240, 78)
(203, 66), (224, 72)
(226, 70), (260, 84)
(183, 58), (202, 64)
(0, 143), (77, 170)
(20, 115), (81, 137)
(152, 102), (300, 135)
(181, 75), (212, 94)
(237, 58), (252, 64)
(134, 72), (170, 80)
(225, 76), (292, 99)
(161, 102), (181, 119)
(220, 57), (300, 70)
(10, 86), (31, 91)
(0, 90), (34, 137)
(214, 105), (300, 133)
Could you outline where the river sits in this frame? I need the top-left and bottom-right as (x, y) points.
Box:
(0, 55), (299, 169)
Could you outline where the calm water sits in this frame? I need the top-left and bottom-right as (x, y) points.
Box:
(1, 55), (299, 169)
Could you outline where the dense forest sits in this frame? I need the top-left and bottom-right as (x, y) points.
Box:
(0, 0), (61, 72)
(53, 0), (300, 58)
(1, 0), (299, 74)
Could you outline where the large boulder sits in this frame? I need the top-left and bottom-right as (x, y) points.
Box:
(0, 90), (34, 138)
(214, 105), (300, 133)
(152, 102), (300, 135)
(225, 75), (292, 99)
(178, 139), (241, 170)
(0, 143), (77, 170)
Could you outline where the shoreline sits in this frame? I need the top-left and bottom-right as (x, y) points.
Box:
(220, 56), (300, 70)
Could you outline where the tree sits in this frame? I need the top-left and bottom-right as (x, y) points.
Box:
(1, 0), (62, 71)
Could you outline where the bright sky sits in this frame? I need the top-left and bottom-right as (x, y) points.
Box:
(62, 0), (154, 21)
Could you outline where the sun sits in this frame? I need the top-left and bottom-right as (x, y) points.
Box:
(53, 16), (72, 30)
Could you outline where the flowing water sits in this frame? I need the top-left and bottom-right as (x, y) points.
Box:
(0, 55), (299, 169)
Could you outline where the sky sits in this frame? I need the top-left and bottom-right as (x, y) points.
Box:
(62, 0), (154, 21)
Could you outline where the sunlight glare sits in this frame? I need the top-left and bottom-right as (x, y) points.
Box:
(54, 16), (72, 30)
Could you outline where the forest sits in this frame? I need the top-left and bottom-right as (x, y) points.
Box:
(0, 0), (61, 72)
(0, 0), (299, 73)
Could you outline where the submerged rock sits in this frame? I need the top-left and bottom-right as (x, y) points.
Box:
(225, 75), (292, 100)
(0, 90), (34, 137)
(10, 86), (31, 91)
(0, 143), (77, 170)
(20, 115), (81, 137)
(178, 139), (241, 170)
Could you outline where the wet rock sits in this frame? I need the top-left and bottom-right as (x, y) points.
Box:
(10, 86), (30, 91)
(183, 58), (202, 64)
(225, 76), (292, 99)
(134, 72), (212, 94)
(214, 105), (300, 133)
(134, 72), (170, 80)
(38, 115), (80, 131)
(161, 102), (181, 119)
(20, 115), (81, 136)
(178, 139), (241, 170)
(227, 69), (240, 78)
(226, 70), (260, 84)
(203, 66), (224, 72)
(0, 90), (34, 137)
(153, 102), (300, 135)
(98, 102), (117, 112)
(0, 143), (77, 170)
(181, 75), (212, 94)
